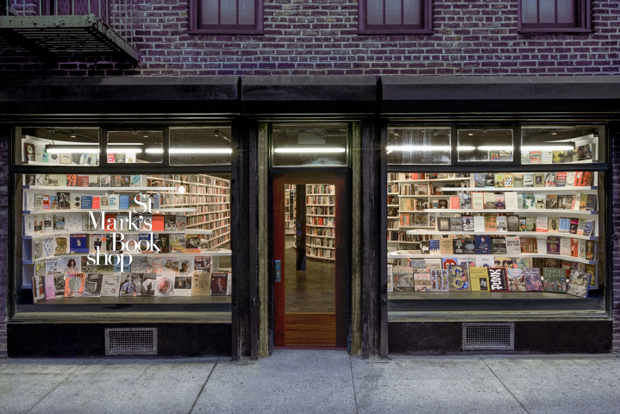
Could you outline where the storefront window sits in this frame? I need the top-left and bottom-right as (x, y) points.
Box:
(107, 130), (164, 164)
(521, 126), (604, 164)
(387, 127), (451, 165)
(16, 127), (100, 167)
(16, 127), (232, 311)
(457, 129), (514, 162)
(272, 123), (348, 167)
(387, 125), (605, 313)
(170, 127), (232, 166)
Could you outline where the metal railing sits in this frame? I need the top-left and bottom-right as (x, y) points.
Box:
(2, 0), (134, 43)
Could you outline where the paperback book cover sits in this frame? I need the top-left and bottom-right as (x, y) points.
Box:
(83, 273), (103, 297)
(522, 193), (535, 209)
(566, 269), (591, 298)
(439, 238), (453, 255)
(534, 173), (545, 187)
(491, 237), (507, 254)
(546, 194), (558, 209)
(459, 193), (472, 209)
(441, 257), (458, 269)
(547, 236), (560, 254)
(542, 267), (567, 293)
(469, 267), (490, 292)
(32, 275), (45, 303)
(430, 269), (449, 291)
(474, 174), (486, 188)
(496, 216), (507, 232)
(507, 268), (526, 291)
(522, 268), (543, 291)
(69, 234), (89, 254)
(513, 174), (523, 188)
(173, 275), (193, 296)
(155, 273), (175, 297)
(505, 236), (521, 255)
(488, 267), (509, 292)
(494, 194), (505, 209)
(472, 193), (484, 210)
(461, 216), (474, 232)
(475, 235), (492, 255)
(452, 238), (465, 255)
(483, 193), (496, 209)
(413, 269), (431, 292)
(475, 255), (494, 268)
(43, 274), (56, 300)
(64, 273), (86, 297)
(447, 263), (470, 291)
(559, 238), (572, 256)
(557, 195), (573, 210)
(100, 273), (122, 297)
(210, 272), (229, 296)
(507, 215), (520, 231)
(536, 216), (548, 232)
(192, 271), (212, 296)
(170, 233), (186, 253)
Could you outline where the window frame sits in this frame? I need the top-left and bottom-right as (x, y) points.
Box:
(188, 0), (264, 35)
(517, 0), (592, 34)
(358, 0), (434, 35)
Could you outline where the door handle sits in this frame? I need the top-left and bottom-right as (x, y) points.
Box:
(275, 260), (281, 282)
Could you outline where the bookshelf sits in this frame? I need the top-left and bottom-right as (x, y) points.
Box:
(147, 174), (231, 249)
(306, 184), (336, 261)
(20, 173), (233, 300)
(387, 170), (601, 292)
(285, 184), (296, 235)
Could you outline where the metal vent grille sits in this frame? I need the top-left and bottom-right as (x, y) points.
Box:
(105, 328), (157, 356)
(462, 323), (514, 351)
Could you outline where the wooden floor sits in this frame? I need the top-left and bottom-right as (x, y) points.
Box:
(284, 313), (336, 347)
(284, 236), (335, 313)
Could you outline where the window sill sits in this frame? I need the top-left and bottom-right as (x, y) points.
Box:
(388, 309), (610, 323)
(10, 311), (232, 324)
(518, 28), (593, 35)
(358, 29), (434, 36)
(188, 29), (264, 36)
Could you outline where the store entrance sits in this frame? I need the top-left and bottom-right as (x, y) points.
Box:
(272, 173), (348, 348)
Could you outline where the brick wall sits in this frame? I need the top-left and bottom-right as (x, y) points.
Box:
(0, 0), (619, 76)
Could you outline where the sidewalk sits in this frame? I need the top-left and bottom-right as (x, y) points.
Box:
(1, 350), (620, 414)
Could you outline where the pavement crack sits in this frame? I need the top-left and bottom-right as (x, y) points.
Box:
(481, 358), (530, 414)
(188, 359), (219, 414)
(349, 355), (360, 414)
(24, 363), (83, 414)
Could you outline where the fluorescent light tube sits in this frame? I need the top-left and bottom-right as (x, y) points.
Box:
(274, 148), (346, 153)
(45, 145), (99, 154)
(386, 145), (451, 151)
(169, 148), (232, 154)
(477, 146), (514, 151)
(522, 145), (575, 151)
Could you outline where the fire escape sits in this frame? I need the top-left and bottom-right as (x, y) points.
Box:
(0, 0), (139, 62)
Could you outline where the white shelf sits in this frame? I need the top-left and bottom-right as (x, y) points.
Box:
(24, 249), (232, 264)
(306, 234), (334, 238)
(438, 186), (598, 192)
(422, 208), (597, 215)
(394, 177), (470, 183)
(306, 203), (333, 206)
(306, 244), (335, 250)
(306, 224), (335, 228)
(23, 208), (197, 214)
(404, 230), (597, 240)
(23, 229), (214, 239)
(23, 186), (180, 192)
(306, 253), (335, 261)
(306, 214), (335, 217)
(388, 251), (596, 265)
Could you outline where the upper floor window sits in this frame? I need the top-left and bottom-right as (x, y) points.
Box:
(359, 0), (433, 34)
(518, 0), (592, 33)
(189, 0), (263, 34)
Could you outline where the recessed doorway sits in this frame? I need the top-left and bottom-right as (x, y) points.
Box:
(272, 173), (348, 348)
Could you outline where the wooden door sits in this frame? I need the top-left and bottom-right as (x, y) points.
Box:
(273, 173), (348, 348)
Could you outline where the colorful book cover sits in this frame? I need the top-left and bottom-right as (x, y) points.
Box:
(430, 269), (449, 291)
(441, 257), (458, 269)
(173, 275), (193, 296)
(100, 273), (122, 297)
(469, 267), (490, 292)
(119, 195), (130, 210)
(43, 274), (56, 300)
(83, 273), (103, 297)
(32, 275), (45, 303)
(507, 268), (526, 291)
(547, 236), (560, 254)
(488, 267), (509, 292)
(475, 235), (492, 255)
(505, 236), (521, 255)
(542, 267), (567, 293)
(447, 263), (470, 291)
(522, 268), (543, 291)
(170, 233), (186, 253)
(210, 272), (229, 296)
(64, 273), (86, 297)
(69, 233), (89, 254)
(413, 269), (431, 292)
(565, 269), (591, 298)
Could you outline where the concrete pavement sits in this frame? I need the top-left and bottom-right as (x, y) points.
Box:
(1, 350), (619, 414)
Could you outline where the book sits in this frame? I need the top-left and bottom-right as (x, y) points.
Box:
(544, 173), (556, 187)
(450, 196), (460, 210)
(447, 263), (470, 291)
(520, 237), (538, 253)
(555, 172), (567, 187)
(441, 257), (458, 269)
(461, 215), (474, 232)
(494, 174), (504, 188)
(507, 215), (520, 231)
(496, 216), (507, 232)
(43, 274), (56, 300)
(485, 173), (495, 187)
(570, 218), (579, 234)
(488, 268), (509, 291)
(439, 238), (453, 255)
(472, 193), (484, 210)
(473, 216), (485, 232)
(469, 267), (490, 292)
(565, 269), (591, 298)
(173, 275), (194, 296)
(83, 273), (103, 297)
(525, 217), (536, 231)
(566, 172), (576, 186)
(503, 174), (514, 188)
(32, 275), (45, 303)
(474, 174), (486, 188)
(474, 235), (492, 255)
(533, 173), (545, 187)
(557, 195), (573, 210)
(541, 267), (567, 293)
(69, 234), (89, 254)
(513, 174), (523, 188)
(210, 272), (229, 296)
(535, 216), (548, 232)
(507, 268), (526, 291)
(585, 194), (597, 211)
(494, 194), (505, 210)
(452, 238), (465, 255)
(459, 193), (472, 209)
(430, 269), (449, 291)
(570, 238), (579, 257)
(505, 236), (521, 255)
(483, 193), (495, 209)
(484, 215), (497, 232)
(450, 217), (463, 232)
(491, 237), (507, 254)
(558, 218), (571, 233)
(546, 236), (560, 254)
(155, 273), (175, 297)
(64, 273), (86, 297)
(504, 192), (518, 210)
(583, 221), (594, 237)
(523, 173), (534, 187)
(522, 268), (543, 291)
(559, 238), (571, 256)
(534, 194), (546, 210)
(522, 193), (535, 209)
(438, 217), (451, 231)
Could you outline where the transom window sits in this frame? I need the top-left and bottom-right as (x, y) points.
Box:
(518, 0), (591, 33)
(189, 0), (263, 34)
(359, 0), (433, 34)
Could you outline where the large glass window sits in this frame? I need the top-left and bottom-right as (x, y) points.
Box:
(16, 126), (232, 313)
(387, 124), (606, 313)
(16, 127), (100, 167)
(387, 127), (451, 165)
(272, 123), (348, 167)
(519, 0), (591, 33)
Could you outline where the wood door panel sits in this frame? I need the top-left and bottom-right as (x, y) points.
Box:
(284, 313), (336, 347)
